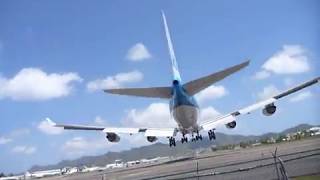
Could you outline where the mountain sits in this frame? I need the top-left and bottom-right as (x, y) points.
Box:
(29, 123), (316, 172)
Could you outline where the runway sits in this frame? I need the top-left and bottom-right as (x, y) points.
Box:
(43, 137), (320, 180)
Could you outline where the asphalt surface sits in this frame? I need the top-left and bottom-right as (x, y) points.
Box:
(43, 137), (320, 180)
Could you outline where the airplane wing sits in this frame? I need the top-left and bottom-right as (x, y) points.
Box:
(200, 77), (320, 131)
(47, 118), (177, 137)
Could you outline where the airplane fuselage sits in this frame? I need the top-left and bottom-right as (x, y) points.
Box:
(169, 80), (200, 135)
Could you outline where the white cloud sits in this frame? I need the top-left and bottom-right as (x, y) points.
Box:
(258, 85), (280, 100)
(199, 106), (221, 124)
(262, 45), (310, 74)
(0, 68), (82, 101)
(62, 136), (114, 158)
(10, 128), (30, 137)
(123, 102), (221, 128)
(94, 116), (108, 125)
(122, 103), (174, 128)
(195, 85), (227, 103)
(252, 70), (271, 80)
(87, 70), (143, 91)
(0, 137), (12, 145)
(289, 91), (312, 102)
(126, 43), (152, 61)
(12, 145), (37, 155)
(38, 120), (64, 135)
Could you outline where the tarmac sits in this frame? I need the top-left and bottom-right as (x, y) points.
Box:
(43, 137), (320, 180)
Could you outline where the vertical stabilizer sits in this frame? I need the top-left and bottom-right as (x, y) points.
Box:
(162, 11), (182, 82)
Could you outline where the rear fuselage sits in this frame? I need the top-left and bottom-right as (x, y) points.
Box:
(169, 80), (200, 134)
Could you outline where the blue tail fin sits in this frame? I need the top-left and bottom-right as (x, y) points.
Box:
(162, 11), (182, 82)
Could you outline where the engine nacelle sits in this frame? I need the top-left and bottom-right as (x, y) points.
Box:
(226, 121), (236, 129)
(106, 133), (120, 142)
(262, 103), (277, 116)
(147, 136), (158, 143)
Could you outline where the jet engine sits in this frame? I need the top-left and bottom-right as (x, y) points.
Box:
(106, 132), (120, 142)
(147, 136), (158, 143)
(226, 121), (236, 129)
(262, 103), (276, 116)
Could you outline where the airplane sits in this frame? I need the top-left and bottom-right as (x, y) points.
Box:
(48, 11), (319, 147)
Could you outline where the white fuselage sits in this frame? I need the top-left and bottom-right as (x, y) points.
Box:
(170, 81), (200, 134)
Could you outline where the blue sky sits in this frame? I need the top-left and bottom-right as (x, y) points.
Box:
(0, 0), (319, 174)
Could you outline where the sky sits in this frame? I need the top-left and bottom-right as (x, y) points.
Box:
(0, 0), (319, 174)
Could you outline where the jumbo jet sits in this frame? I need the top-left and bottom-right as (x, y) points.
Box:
(48, 12), (319, 147)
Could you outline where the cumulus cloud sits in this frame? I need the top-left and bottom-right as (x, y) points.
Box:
(87, 70), (143, 91)
(94, 116), (108, 125)
(252, 70), (271, 80)
(289, 91), (312, 102)
(262, 45), (310, 74)
(10, 128), (30, 137)
(258, 85), (280, 100)
(0, 137), (12, 145)
(199, 106), (221, 123)
(0, 68), (82, 101)
(253, 45), (310, 80)
(126, 43), (152, 61)
(195, 85), (227, 103)
(12, 145), (37, 155)
(122, 103), (174, 128)
(0, 128), (30, 145)
(62, 136), (115, 158)
(38, 120), (64, 135)
(123, 102), (221, 128)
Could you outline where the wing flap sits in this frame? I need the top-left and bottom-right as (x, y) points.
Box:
(103, 128), (140, 134)
(144, 128), (176, 137)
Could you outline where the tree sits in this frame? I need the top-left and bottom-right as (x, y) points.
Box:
(0, 172), (5, 177)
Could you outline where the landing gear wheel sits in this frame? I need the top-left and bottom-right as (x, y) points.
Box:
(208, 129), (216, 140)
(169, 137), (176, 147)
(181, 136), (188, 144)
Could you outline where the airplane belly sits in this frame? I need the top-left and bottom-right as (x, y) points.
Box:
(173, 105), (198, 129)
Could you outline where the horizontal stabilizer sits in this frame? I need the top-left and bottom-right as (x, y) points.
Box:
(183, 60), (250, 96)
(104, 87), (172, 99)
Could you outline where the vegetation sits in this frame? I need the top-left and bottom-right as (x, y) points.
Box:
(294, 175), (320, 180)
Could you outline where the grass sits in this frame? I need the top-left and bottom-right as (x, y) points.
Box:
(293, 174), (320, 180)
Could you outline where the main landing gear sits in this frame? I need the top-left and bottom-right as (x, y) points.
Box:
(208, 129), (216, 140)
(181, 135), (188, 144)
(191, 132), (203, 142)
(169, 137), (176, 147)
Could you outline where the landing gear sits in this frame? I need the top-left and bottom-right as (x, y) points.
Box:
(208, 129), (216, 140)
(191, 132), (202, 142)
(169, 137), (176, 147)
(181, 135), (188, 144)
